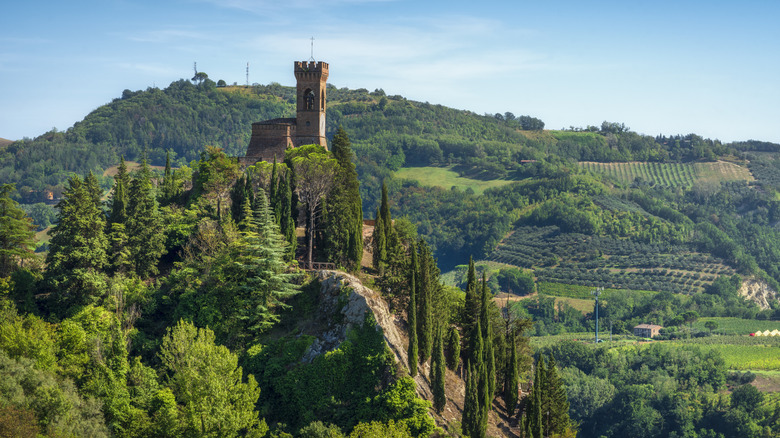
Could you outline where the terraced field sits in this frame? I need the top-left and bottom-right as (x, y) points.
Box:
(579, 161), (753, 188)
(490, 225), (735, 294)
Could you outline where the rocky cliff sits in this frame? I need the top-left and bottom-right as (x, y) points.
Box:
(739, 278), (779, 310)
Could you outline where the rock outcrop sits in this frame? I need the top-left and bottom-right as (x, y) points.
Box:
(739, 278), (778, 310)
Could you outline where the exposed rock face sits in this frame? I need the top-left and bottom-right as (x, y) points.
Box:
(739, 278), (778, 310)
(305, 270), (434, 400)
(304, 270), (406, 364)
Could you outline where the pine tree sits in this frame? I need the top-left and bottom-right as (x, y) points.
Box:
(407, 242), (418, 377)
(417, 240), (434, 363)
(233, 188), (300, 338)
(446, 326), (461, 371)
(480, 273), (496, 399)
(126, 158), (165, 278)
(432, 325), (447, 414)
(504, 330), (519, 419)
(46, 174), (109, 308)
(372, 208), (386, 273)
(0, 184), (36, 277)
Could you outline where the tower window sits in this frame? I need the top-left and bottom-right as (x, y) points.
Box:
(304, 89), (315, 110)
(321, 91), (325, 110)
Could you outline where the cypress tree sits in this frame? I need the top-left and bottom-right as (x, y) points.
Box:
(417, 240), (434, 363)
(160, 150), (176, 204)
(372, 208), (386, 273)
(278, 169), (296, 261)
(431, 325), (447, 414)
(545, 354), (571, 436)
(230, 174), (251, 228)
(480, 273), (496, 398)
(462, 256), (480, 361)
(269, 157), (278, 216)
(524, 357), (544, 438)
(322, 127), (363, 269)
(126, 158), (165, 278)
(504, 330), (519, 419)
(462, 360), (478, 438)
(446, 326), (461, 371)
(380, 181), (392, 241)
(0, 184), (36, 277)
(407, 242), (418, 377)
(108, 156), (130, 225)
(474, 319), (489, 438)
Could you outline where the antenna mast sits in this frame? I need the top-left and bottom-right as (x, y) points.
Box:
(246, 62), (249, 87)
(193, 62), (197, 75)
(309, 37), (315, 62)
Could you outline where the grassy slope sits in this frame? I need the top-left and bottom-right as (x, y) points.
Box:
(395, 166), (514, 195)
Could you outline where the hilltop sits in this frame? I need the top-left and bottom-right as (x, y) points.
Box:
(4, 75), (780, 305)
(0, 137), (12, 148)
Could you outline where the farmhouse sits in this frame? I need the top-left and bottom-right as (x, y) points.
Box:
(634, 323), (663, 338)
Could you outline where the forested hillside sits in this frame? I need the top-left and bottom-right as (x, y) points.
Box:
(3, 73), (780, 437)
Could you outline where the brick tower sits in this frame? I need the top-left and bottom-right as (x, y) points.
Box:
(294, 61), (328, 148)
(244, 61), (329, 163)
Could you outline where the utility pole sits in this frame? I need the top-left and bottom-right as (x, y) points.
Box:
(592, 287), (604, 343)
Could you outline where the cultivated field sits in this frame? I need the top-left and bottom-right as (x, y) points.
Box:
(395, 166), (514, 195)
(579, 161), (753, 188)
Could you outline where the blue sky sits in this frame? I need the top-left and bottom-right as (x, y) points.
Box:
(1, 0), (779, 143)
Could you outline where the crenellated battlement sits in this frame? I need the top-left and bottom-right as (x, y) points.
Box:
(294, 61), (328, 73)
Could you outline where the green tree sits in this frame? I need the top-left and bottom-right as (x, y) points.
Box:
(480, 273), (496, 398)
(158, 320), (263, 437)
(231, 188), (299, 340)
(289, 144), (337, 269)
(416, 240), (434, 363)
(462, 257), (480, 361)
(704, 320), (718, 333)
(108, 156), (130, 225)
(462, 360), (478, 438)
(372, 208), (387, 274)
(544, 354), (572, 437)
(0, 184), (36, 277)
(504, 330), (519, 418)
(45, 174), (109, 309)
(446, 326), (460, 371)
(407, 242), (418, 377)
(126, 158), (165, 277)
(323, 127), (363, 270)
(431, 326), (446, 414)
(278, 169), (296, 261)
(524, 357), (544, 438)
(160, 150), (177, 204)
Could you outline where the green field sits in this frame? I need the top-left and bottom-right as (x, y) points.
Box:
(692, 317), (780, 336)
(395, 166), (514, 195)
(669, 335), (780, 370)
(579, 161), (753, 188)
